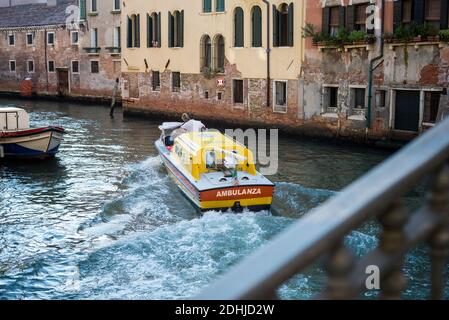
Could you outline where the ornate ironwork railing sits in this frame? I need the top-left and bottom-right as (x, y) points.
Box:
(197, 117), (449, 300)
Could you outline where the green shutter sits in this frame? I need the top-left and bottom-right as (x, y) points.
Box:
(127, 16), (132, 48)
(441, 0), (449, 30)
(252, 6), (262, 47)
(136, 14), (140, 47)
(147, 14), (153, 47)
(235, 8), (244, 47)
(79, 0), (86, 20)
(413, 0), (425, 24)
(339, 6), (346, 30)
(179, 10), (184, 47)
(288, 3), (294, 47)
(346, 5), (355, 31)
(216, 0), (225, 12)
(158, 12), (162, 47)
(168, 12), (173, 47)
(273, 5), (279, 47)
(203, 0), (212, 13)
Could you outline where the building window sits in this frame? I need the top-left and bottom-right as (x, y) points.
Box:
(71, 31), (79, 45)
(91, 60), (99, 73)
(152, 71), (160, 91)
(113, 27), (121, 48)
(214, 35), (225, 72)
(48, 60), (55, 73)
(200, 35), (212, 71)
(27, 60), (34, 73)
(9, 60), (16, 73)
(8, 34), (15, 46)
(80, 0), (87, 20)
(168, 10), (184, 48)
(216, 0), (225, 12)
(113, 0), (120, 11)
(172, 72), (181, 92)
(355, 4), (368, 31)
(425, 0), (440, 28)
(204, 91), (210, 99)
(402, 0), (412, 25)
(217, 91), (223, 100)
(113, 60), (121, 73)
(203, 0), (212, 13)
(72, 60), (80, 74)
(323, 86), (338, 112)
(352, 88), (366, 110)
(423, 91), (441, 123)
(234, 7), (244, 47)
(47, 32), (55, 45)
(273, 3), (294, 47)
(26, 33), (34, 46)
(91, 0), (97, 13)
(251, 6), (262, 47)
(91, 28), (98, 47)
(127, 14), (140, 48)
(147, 12), (161, 48)
(233, 79), (244, 104)
(274, 81), (287, 112)
(329, 6), (340, 36)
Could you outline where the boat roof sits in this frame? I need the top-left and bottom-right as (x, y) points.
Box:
(159, 122), (183, 131)
(0, 107), (26, 113)
(177, 131), (245, 153)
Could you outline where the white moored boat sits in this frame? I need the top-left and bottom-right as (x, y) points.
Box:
(155, 122), (275, 212)
(0, 107), (65, 159)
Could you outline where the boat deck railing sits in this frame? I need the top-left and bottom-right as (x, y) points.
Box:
(196, 117), (449, 300)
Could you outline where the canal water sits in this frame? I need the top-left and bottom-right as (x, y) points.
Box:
(0, 99), (444, 299)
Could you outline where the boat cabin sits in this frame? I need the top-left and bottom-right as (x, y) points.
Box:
(171, 131), (257, 180)
(0, 107), (30, 131)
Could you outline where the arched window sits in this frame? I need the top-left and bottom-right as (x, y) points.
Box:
(216, 0), (225, 12)
(273, 3), (294, 47)
(147, 12), (161, 47)
(127, 14), (140, 48)
(200, 35), (212, 71)
(203, 0), (212, 13)
(214, 35), (225, 72)
(234, 7), (244, 47)
(251, 6), (262, 47)
(169, 10), (184, 48)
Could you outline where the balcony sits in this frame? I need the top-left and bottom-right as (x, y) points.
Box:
(197, 116), (449, 300)
(83, 47), (101, 55)
(105, 47), (121, 56)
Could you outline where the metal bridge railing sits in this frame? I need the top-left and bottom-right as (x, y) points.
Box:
(196, 117), (449, 300)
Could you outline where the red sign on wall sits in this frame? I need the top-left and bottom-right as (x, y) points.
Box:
(217, 78), (226, 87)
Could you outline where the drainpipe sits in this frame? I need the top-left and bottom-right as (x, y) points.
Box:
(44, 29), (49, 93)
(367, 0), (385, 129)
(262, 0), (271, 107)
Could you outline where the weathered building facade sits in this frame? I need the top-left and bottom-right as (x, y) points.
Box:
(0, 0), (121, 100)
(302, 0), (449, 141)
(121, 0), (306, 129)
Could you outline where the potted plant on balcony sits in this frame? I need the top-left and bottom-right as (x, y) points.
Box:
(394, 24), (412, 43)
(348, 30), (366, 45)
(439, 29), (449, 42)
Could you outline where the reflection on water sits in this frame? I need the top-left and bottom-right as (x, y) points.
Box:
(0, 98), (444, 299)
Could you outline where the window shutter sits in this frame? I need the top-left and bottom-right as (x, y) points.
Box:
(204, 0), (211, 13)
(127, 16), (132, 48)
(158, 12), (162, 47)
(216, 0), (225, 12)
(393, 0), (402, 31)
(273, 4), (279, 46)
(252, 7), (262, 47)
(147, 14), (153, 47)
(136, 14), (140, 47)
(80, 0), (86, 20)
(339, 6), (346, 30)
(288, 3), (294, 47)
(441, 0), (449, 30)
(346, 5), (355, 31)
(168, 12), (173, 48)
(414, 0), (425, 23)
(179, 10), (184, 47)
(322, 7), (330, 34)
(235, 8), (244, 47)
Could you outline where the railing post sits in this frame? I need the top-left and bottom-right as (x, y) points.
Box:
(324, 244), (355, 300)
(428, 165), (449, 300)
(378, 201), (409, 299)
